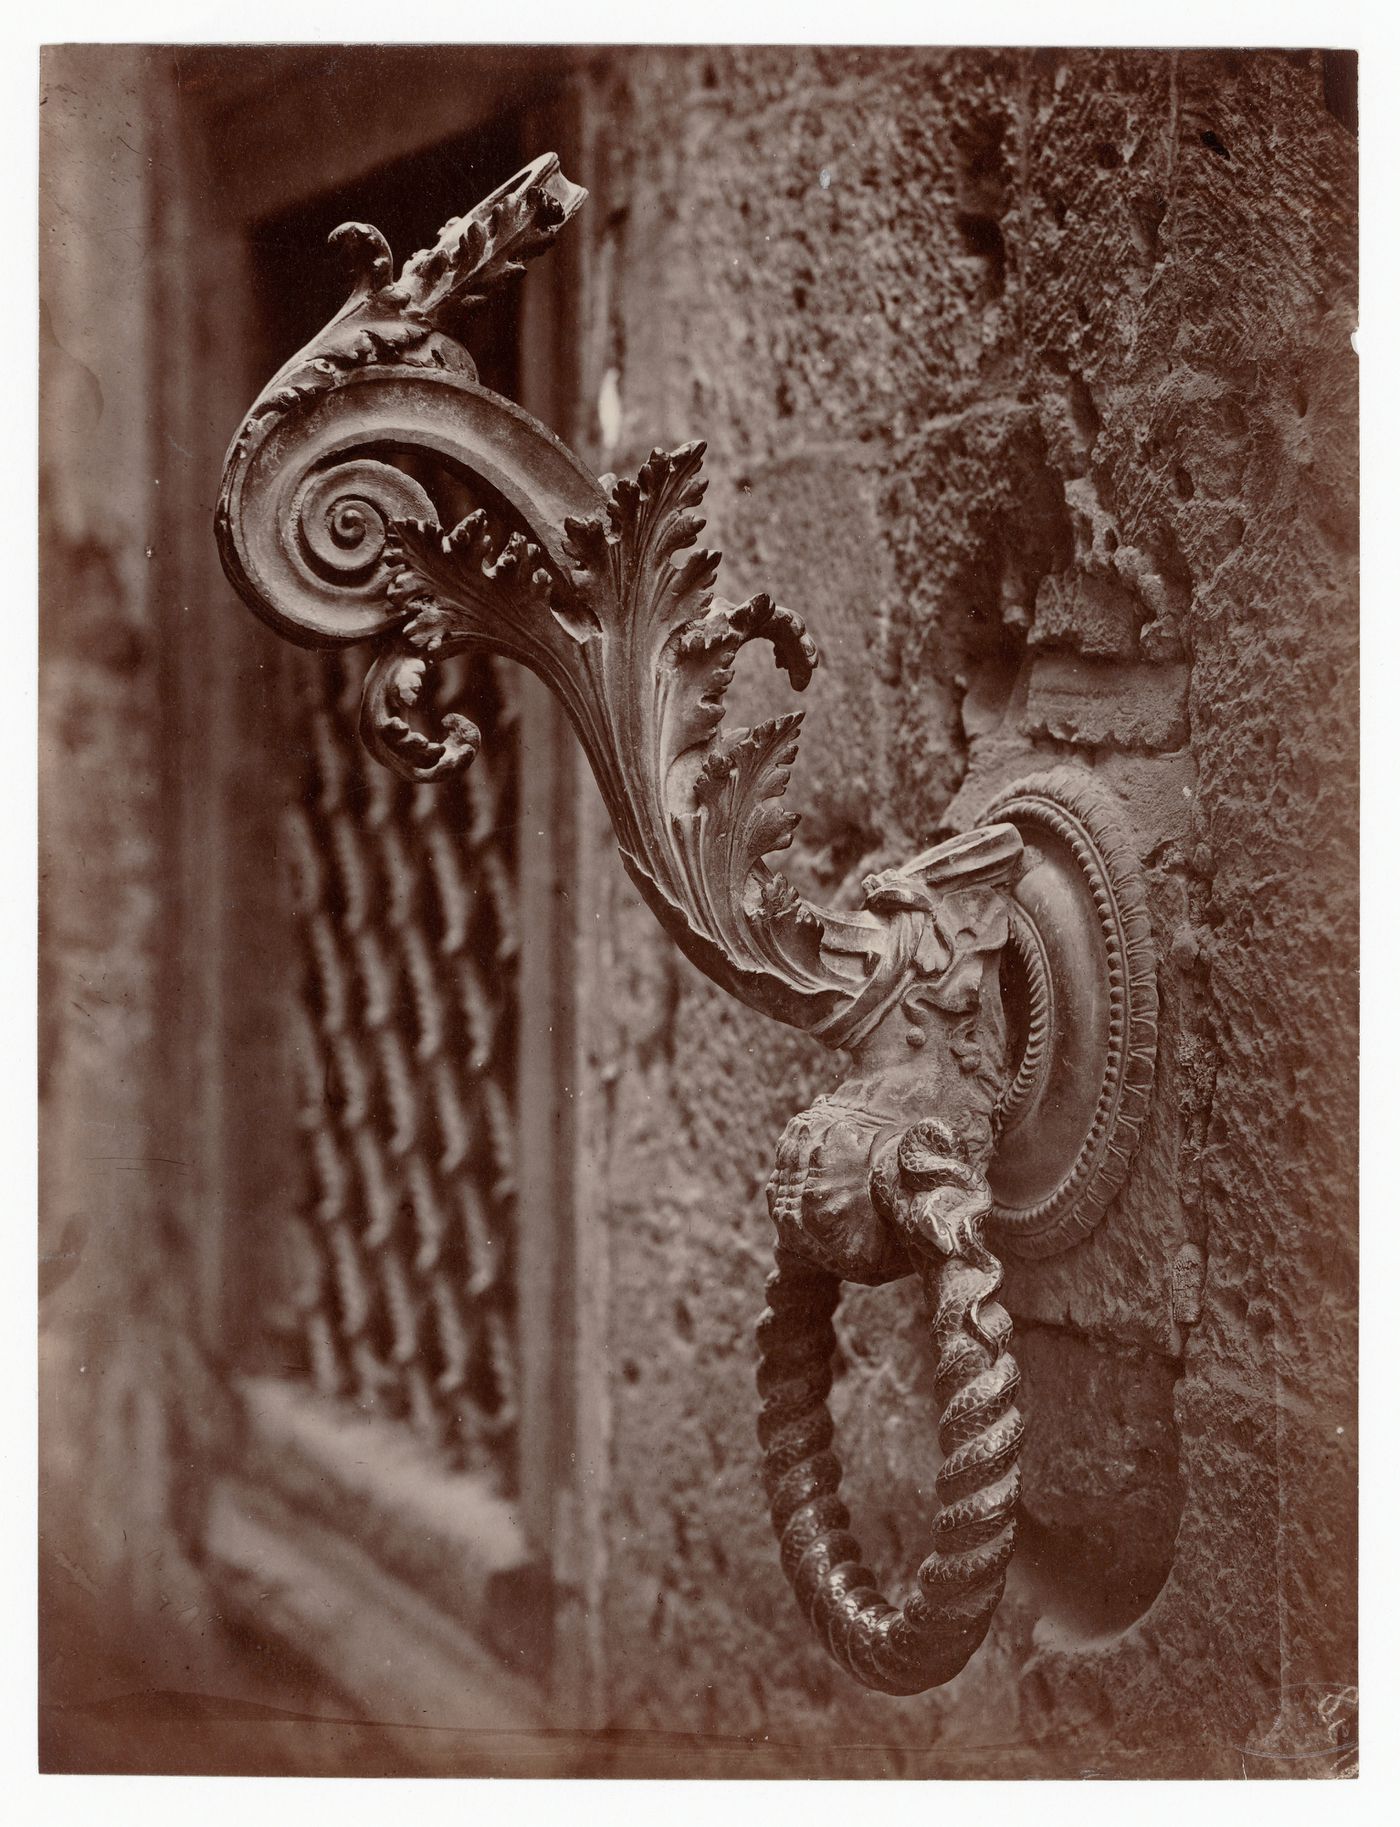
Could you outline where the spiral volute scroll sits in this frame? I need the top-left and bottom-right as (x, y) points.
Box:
(219, 405), (442, 648)
(757, 1231), (1022, 1695)
(291, 460), (435, 589)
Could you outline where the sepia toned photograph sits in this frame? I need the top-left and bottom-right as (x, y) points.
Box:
(38, 39), (1359, 1779)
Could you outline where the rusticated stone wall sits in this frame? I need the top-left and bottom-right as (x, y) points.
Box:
(565, 46), (1357, 1776)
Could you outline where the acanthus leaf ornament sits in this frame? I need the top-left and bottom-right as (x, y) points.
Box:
(237, 152), (589, 457)
(216, 155), (1160, 1696)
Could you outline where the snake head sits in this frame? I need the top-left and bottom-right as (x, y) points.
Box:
(869, 1118), (1005, 1351)
(872, 1119), (995, 1259)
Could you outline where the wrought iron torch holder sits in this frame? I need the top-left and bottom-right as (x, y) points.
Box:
(217, 154), (1158, 1695)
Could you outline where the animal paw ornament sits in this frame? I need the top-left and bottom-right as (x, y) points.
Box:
(217, 154), (1159, 1694)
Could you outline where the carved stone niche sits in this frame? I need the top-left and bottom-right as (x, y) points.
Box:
(216, 154), (1158, 1696)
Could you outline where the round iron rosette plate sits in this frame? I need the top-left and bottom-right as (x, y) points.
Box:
(979, 767), (1158, 1258)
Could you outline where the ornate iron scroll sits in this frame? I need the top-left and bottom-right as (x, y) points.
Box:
(217, 154), (1158, 1694)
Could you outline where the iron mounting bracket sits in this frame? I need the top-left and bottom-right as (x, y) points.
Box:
(216, 154), (1158, 1694)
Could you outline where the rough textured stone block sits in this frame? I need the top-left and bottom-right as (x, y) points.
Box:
(1023, 655), (1191, 751)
